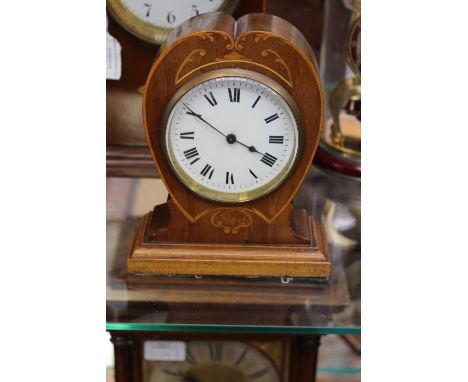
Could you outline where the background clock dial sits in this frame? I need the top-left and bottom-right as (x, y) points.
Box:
(122, 0), (224, 29)
(149, 341), (281, 382)
(164, 73), (301, 203)
(107, 0), (239, 44)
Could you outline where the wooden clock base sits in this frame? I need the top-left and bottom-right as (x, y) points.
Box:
(128, 202), (331, 278)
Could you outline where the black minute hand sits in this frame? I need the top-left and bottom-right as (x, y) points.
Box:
(183, 103), (264, 156)
(183, 103), (227, 139)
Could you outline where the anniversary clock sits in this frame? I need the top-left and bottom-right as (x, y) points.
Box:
(319, 0), (361, 164)
(128, 12), (330, 278)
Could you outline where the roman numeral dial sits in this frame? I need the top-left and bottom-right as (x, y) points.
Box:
(183, 147), (198, 159)
(166, 75), (299, 202)
(261, 152), (278, 167)
(228, 87), (240, 102)
(208, 342), (223, 361)
(180, 131), (194, 139)
(269, 135), (284, 144)
(265, 113), (279, 124)
(153, 341), (280, 382)
(200, 164), (214, 179)
(204, 91), (217, 107)
(226, 172), (234, 184)
(252, 95), (261, 108)
(183, 147), (200, 165)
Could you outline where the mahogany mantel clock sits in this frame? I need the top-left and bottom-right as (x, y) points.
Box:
(128, 12), (330, 278)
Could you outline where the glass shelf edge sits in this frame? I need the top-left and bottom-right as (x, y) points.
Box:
(106, 323), (361, 335)
(317, 367), (361, 375)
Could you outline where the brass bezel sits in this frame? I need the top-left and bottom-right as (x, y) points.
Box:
(106, 0), (239, 45)
(160, 68), (305, 204)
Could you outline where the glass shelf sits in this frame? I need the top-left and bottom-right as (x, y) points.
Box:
(106, 175), (360, 335)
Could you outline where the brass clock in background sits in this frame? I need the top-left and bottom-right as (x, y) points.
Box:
(109, 330), (322, 382)
(145, 341), (282, 382)
(107, 0), (240, 44)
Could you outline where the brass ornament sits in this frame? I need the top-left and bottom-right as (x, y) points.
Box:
(210, 208), (253, 234)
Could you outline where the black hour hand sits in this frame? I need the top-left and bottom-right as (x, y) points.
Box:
(186, 110), (201, 118)
(183, 103), (201, 118)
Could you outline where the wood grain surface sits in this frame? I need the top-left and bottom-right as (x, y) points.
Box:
(127, 205), (331, 277)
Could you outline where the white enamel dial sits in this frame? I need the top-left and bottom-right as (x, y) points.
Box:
(148, 341), (281, 382)
(121, 0), (224, 29)
(164, 72), (301, 202)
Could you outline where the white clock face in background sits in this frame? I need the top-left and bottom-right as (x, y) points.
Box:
(122, 0), (224, 29)
(164, 73), (300, 202)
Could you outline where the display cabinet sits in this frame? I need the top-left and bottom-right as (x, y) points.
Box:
(106, 2), (361, 380)
(107, 175), (360, 382)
